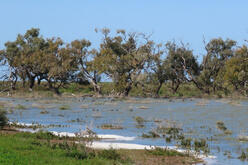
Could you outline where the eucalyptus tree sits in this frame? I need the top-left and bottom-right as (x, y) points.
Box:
(3, 28), (48, 90)
(196, 38), (236, 94)
(42, 38), (79, 94)
(223, 45), (248, 95)
(164, 42), (199, 93)
(95, 29), (152, 96)
(68, 39), (102, 95)
(148, 43), (168, 96)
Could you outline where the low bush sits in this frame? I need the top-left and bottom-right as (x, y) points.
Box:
(98, 148), (121, 160)
(0, 110), (8, 129)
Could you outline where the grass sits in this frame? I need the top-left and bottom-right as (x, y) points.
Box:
(0, 131), (201, 165)
(98, 124), (123, 130)
(216, 121), (227, 131)
(146, 147), (186, 157)
(193, 139), (209, 153)
(238, 151), (247, 161)
(216, 121), (232, 135)
(141, 131), (160, 138)
(134, 116), (145, 128)
(59, 105), (70, 110)
(15, 104), (27, 110)
(0, 131), (131, 165)
(40, 110), (49, 114)
(0, 81), (239, 98)
(180, 138), (192, 148)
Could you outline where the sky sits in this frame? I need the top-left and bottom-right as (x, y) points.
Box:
(1, 0), (248, 58)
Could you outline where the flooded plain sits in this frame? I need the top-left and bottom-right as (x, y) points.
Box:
(1, 97), (248, 165)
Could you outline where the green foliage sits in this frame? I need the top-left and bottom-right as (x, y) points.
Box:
(134, 116), (145, 127)
(180, 138), (192, 148)
(196, 38), (236, 94)
(59, 105), (70, 110)
(146, 147), (185, 157)
(0, 132), (130, 165)
(15, 104), (27, 110)
(1, 28), (248, 98)
(238, 151), (247, 161)
(216, 121), (227, 131)
(95, 29), (152, 96)
(0, 110), (8, 129)
(99, 124), (123, 130)
(98, 148), (121, 161)
(193, 139), (209, 153)
(141, 131), (160, 138)
(164, 42), (199, 93)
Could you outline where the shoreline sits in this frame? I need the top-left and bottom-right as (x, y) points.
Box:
(4, 123), (215, 163)
(0, 91), (247, 101)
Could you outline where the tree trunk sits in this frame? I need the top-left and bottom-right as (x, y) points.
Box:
(22, 79), (26, 88)
(47, 79), (61, 95)
(37, 78), (41, 86)
(29, 77), (35, 91)
(122, 83), (132, 97)
(155, 82), (163, 97)
(91, 79), (102, 96)
(171, 81), (180, 94)
(53, 87), (60, 95)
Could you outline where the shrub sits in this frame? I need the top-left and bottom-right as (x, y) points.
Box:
(141, 131), (160, 138)
(238, 151), (247, 161)
(147, 147), (185, 157)
(59, 105), (70, 110)
(98, 148), (121, 160)
(216, 121), (227, 131)
(0, 110), (8, 129)
(15, 104), (27, 110)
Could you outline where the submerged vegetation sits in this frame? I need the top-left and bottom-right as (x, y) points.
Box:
(98, 124), (123, 130)
(15, 104), (27, 110)
(0, 28), (248, 98)
(216, 121), (232, 135)
(59, 105), (70, 110)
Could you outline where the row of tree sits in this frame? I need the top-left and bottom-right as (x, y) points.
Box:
(0, 28), (247, 96)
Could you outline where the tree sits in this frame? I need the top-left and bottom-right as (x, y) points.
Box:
(194, 38), (236, 94)
(3, 28), (48, 90)
(95, 29), (152, 96)
(68, 39), (102, 95)
(148, 43), (168, 97)
(223, 45), (248, 95)
(164, 42), (199, 93)
(43, 38), (79, 94)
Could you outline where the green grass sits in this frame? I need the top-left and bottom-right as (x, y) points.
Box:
(59, 83), (93, 94)
(1, 80), (243, 98)
(15, 104), (27, 110)
(146, 147), (186, 157)
(0, 132), (131, 165)
(59, 105), (70, 110)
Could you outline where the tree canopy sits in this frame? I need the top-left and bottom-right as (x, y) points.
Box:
(0, 28), (247, 97)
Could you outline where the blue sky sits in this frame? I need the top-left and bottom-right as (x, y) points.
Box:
(1, 0), (248, 59)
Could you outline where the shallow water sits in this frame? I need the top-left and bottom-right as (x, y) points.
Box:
(1, 97), (248, 165)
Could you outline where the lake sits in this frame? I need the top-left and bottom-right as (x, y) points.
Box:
(1, 97), (248, 165)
